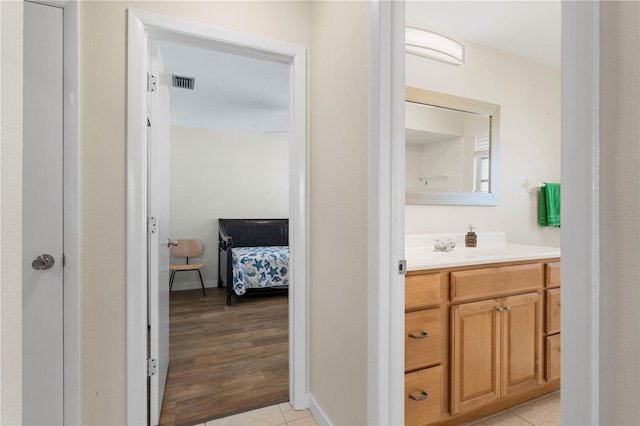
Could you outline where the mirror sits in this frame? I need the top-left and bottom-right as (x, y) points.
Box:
(405, 86), (500, 206)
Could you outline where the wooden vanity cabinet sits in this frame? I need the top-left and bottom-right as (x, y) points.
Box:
(405, 258), (560, 426)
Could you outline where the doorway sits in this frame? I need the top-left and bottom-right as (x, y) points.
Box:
(369, 1), (600, 425)
(155, 39), (291, 424)
(126, 9), (308, 425)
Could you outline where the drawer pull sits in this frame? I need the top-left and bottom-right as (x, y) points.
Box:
(408, 390), (429, 401)
(408, 330), (429, 339)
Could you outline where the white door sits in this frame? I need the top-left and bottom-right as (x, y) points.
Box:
(148, 39), (171, 426)
(22, 1), (64, 424)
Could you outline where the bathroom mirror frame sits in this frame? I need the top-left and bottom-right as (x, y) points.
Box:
(405, 86), (500, 206)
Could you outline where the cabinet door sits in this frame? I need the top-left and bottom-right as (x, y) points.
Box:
(450, 299), (501, 415)
(502, 292), (543, 396)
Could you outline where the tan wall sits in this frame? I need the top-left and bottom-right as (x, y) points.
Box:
(0, 1), (23, 424)
(81, 1), (370, 424)
(309, 1), (369, 424)
(79, 1), (311, 424)
(599, 1), (640, 423)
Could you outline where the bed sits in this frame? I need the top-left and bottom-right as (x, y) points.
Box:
(218, 219), (289, 306)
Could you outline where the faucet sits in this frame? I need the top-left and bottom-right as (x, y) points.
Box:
(434, 239), (456, 252)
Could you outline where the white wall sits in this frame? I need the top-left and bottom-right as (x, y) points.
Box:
(599, 2), (640, 423)
(0, 1), (23, 424)
(168, 125), (289, 289)
(405, 39), (561, 247)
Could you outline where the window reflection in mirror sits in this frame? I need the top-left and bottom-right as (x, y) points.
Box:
(405, 86), (500, 206)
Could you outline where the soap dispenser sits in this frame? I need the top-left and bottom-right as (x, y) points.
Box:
(465, 225), (477, 247)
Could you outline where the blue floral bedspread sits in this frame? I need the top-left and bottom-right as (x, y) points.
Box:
(231, 246), (289, 296)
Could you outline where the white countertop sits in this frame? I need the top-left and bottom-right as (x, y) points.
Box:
(405, 232), (561, 271)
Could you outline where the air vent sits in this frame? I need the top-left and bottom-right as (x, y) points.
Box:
(172, 75), (195, 90)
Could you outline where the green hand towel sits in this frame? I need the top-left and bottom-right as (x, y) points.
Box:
(539, 187), (548, 226)
(539, 183), (561, 227)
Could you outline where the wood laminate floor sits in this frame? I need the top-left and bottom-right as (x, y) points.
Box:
(159, 288), (289, 426)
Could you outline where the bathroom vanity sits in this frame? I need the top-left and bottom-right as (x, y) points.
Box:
(404, 234), (561, 425)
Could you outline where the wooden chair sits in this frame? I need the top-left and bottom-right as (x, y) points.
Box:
(169, 239), (206, 296)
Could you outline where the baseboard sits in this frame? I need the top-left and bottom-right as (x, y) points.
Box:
(308, 394), (333, 426)
(170, 279), (219, 292)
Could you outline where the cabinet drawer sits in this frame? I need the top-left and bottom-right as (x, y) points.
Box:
(405, 309), (442, 371)
(546, 262), (561, 288)
(406, 273), (441, 310)
(546, 334), (561, 381)
(405, 365), (443, 426)
(546, 288), (561, 334)
(450, 264), (543, 302)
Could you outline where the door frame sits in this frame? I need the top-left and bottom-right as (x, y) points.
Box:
(560, 2), (600, 424)
(22, 1), (81, 424)
(126, 9), (308, 424)
(371, 1), (601, 425)
(367, 1), (406, 425)
(60, 2), (81, 422)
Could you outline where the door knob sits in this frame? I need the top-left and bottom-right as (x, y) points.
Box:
(32, 254), (55, 270)
(167, 239), (178, 247)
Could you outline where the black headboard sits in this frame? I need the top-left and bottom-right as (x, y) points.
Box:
(218, 219), (288, 250)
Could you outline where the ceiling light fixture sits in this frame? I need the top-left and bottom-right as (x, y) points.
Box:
(405, 26), (465, 66)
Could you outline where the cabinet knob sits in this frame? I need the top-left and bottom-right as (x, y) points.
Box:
(505, 306), (512, 312)
(497, 307), (504, 313)
(408, 390), (429, 401)
(408, 330), (429, 339)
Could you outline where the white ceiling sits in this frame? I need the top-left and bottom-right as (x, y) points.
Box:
(160, 2), (560, 132)
(406, 1), (561, 69)
(158, 41), (290, 133)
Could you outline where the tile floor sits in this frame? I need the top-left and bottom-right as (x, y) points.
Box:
(195, 402), (318, 426)
(466, 391), (560, 426)
(193, 391), (559, 426)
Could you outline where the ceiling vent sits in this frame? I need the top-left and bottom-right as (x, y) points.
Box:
(172, 75), (195, 90)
